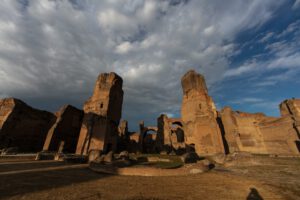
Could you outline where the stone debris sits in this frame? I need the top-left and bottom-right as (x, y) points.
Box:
(88, 149), (102, 162)
(104, 151), (114, 163)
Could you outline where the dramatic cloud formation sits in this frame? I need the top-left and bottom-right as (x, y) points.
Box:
(0, 0), (299, 129)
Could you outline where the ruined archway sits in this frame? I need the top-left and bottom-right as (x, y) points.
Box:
(170, 121), (184, 142)
(141, 127), (158, 153)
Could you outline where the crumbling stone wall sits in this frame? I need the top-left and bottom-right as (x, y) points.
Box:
(155, 115), (185, 153)
(0, 98), (56, 152)
(280, 99), (300, 134)
(76, 72), (123, 155)
(221, 101), (300, 155)
(138, 121), (158, 153)
(220, 107), (268, 154)
(43, 105), (83, 153)
(181, 70), (224, 155)
(259, 117), (299, 154)
(156, 114), (172, 152)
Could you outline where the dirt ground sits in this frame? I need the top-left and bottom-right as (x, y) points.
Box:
(0, 156), (299, 200)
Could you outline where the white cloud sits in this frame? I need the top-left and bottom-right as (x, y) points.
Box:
(292, 0), (300, 10)
(115, 41), (134, 54)
(230, 97), (264, 104)
(259, 32), (274, 43)
(224, 61), (258, 77)
(203, 26), (215, 36)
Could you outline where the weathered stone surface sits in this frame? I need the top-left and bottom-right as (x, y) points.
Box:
(181, 70), (224, 155)
(280, 99), (300, 134)
(118, 120), (128, 137)
(221, 100), (300, 155)
(220, 107), (267, 154)
(259, 99), (300, 154)
(43, 105), (83, 153)
(138, 121), (158, 153)
(0, 98), (56, 152)
(259, 116), (299, 155)
(155, 115), (185, 153)
(156, 114), (172, 152)
(84, 72), (123, 120)
(76, 72), (123, 155)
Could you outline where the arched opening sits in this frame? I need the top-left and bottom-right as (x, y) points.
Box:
(171, 121), (183, 128)
(175, 127), (185, 143)
(142, 129), (157, 153)
(186, 143), (196, 152)
(170, 121), (184, 144)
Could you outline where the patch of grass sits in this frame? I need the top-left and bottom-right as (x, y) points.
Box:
(132, 154), (184, 169)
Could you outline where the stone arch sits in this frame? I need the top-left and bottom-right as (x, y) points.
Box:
(141, 127), (158, 153)
(169, 120), (185, 145)
(175, 127), (185, 143)
(171, 121), (183, 127)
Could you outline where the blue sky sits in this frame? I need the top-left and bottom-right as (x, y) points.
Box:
(0, 0), (299, 130)
(214, 0), (300, 116)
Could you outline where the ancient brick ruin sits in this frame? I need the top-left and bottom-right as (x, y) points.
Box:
(181, 70), (225, 155)
(220, 99), (300, 155)
(43, 105), (83, 153)
(0, 98), (56, 152)
(156, 114), (185, 153)
(75, 72), (124, 155)
(0, 70), (299, 157)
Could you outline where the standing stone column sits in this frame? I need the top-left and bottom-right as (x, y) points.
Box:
(76, 72), (123, 155)
(181, 70), (224, 155)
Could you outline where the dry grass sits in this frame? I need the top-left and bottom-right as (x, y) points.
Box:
(0, 156), (299, 200)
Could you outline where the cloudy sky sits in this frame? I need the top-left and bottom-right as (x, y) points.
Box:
(0, 0), (300, 130)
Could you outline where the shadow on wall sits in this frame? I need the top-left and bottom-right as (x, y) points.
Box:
(246, 188), (263, 200)
(216, 117), (230, 154)
(295, 141), (300, 153)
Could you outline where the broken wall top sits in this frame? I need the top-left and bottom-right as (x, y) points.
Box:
(83, 72), (124, 123)
(90, 72), (123, 102)
(181, 70), (208, 96)
(280, 98), (300, 119)
(0, 98), (56, 152)
(0, 98), (55, 128)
